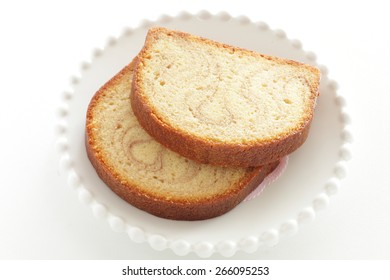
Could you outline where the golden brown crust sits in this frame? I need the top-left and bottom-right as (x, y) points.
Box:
(87, 137), (278, 220)
(142, 27), (319, 73)
(131, 27), (319, 167)
(85, 61), (279, 220)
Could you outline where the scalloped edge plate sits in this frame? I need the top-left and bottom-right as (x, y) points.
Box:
(56, 10), (352, 258)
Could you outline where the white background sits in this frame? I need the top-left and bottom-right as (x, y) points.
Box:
(0, 0), (389, 260)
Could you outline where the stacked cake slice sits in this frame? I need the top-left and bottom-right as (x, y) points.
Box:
(85, 27), (320, 220)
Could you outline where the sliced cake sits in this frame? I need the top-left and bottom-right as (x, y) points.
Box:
(131, 27), (320, 167)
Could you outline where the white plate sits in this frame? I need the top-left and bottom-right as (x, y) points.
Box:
(56, 11), (352, 258)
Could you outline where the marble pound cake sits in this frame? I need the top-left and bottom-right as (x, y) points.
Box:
(85, 61), (279, 220)
(131, 27), (321, 167)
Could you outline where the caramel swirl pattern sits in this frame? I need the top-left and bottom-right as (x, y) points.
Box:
(184, 64), (309, 127)
(185, 60), (235, 125)
(117, 122), (200, 185)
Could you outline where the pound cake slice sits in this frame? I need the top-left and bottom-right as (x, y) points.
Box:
(131, 27), (320, 167)
(85, 60), (279, 220)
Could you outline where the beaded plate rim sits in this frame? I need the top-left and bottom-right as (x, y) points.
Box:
(56, 10), (352, 258)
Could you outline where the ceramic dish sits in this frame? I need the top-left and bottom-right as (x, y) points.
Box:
(56, 11), (352, 258)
